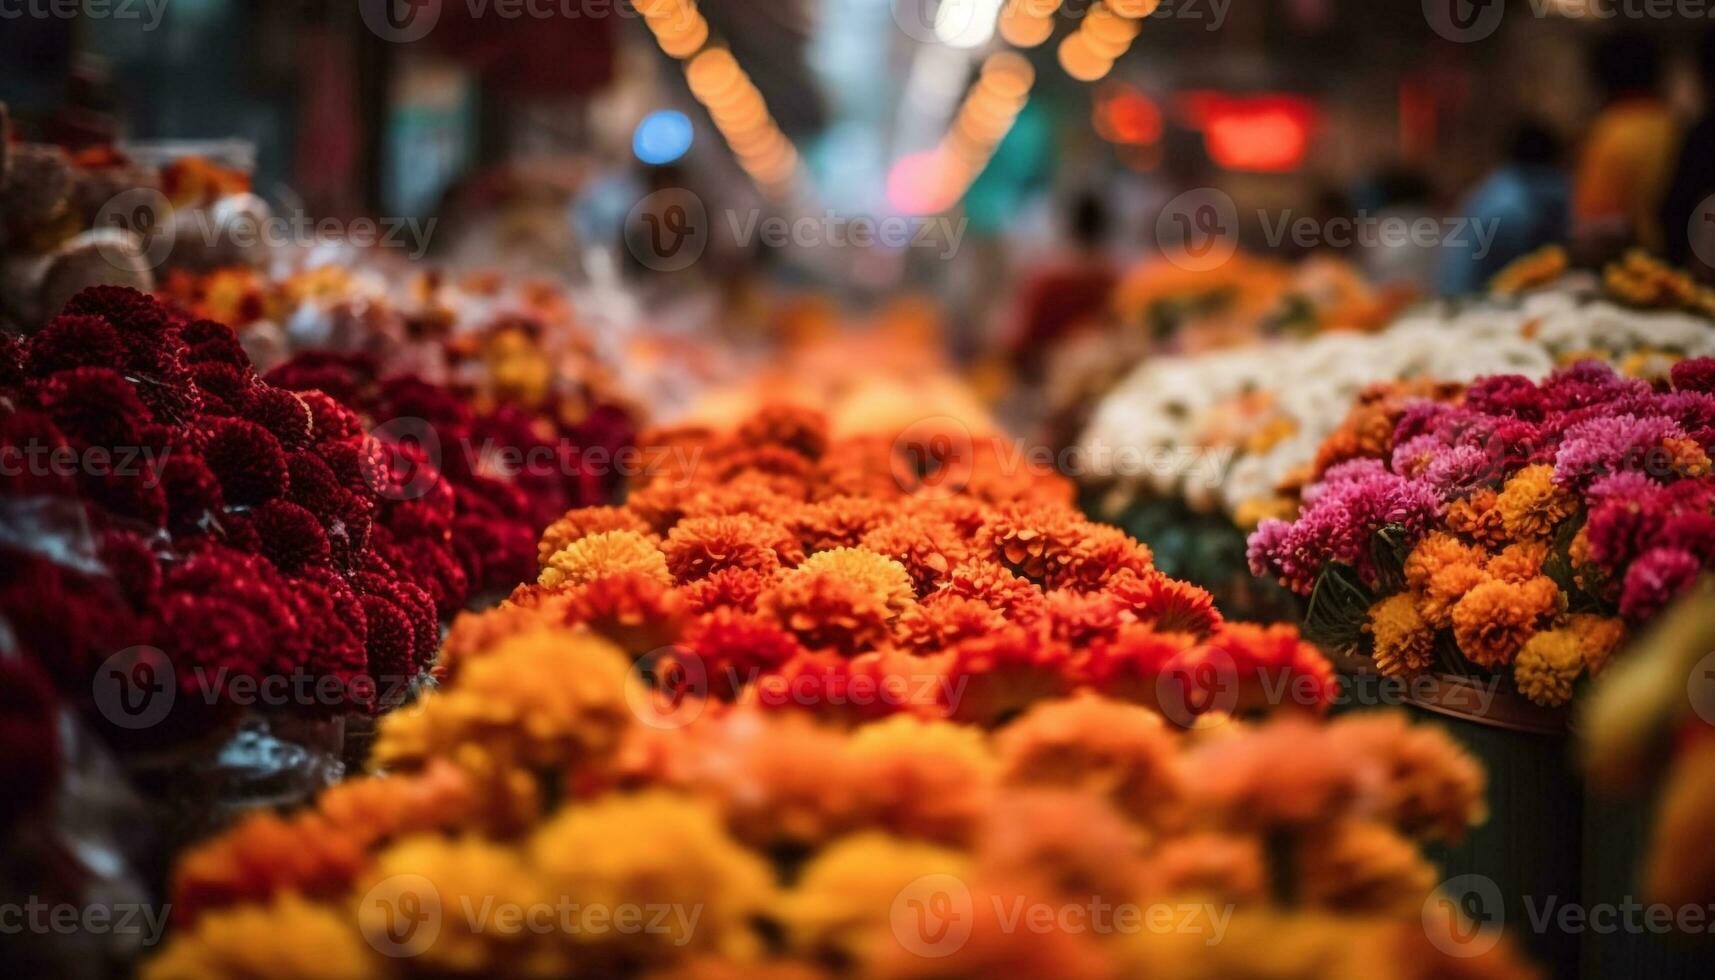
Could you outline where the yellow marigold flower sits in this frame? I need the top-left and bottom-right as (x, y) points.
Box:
(845, 715), (998, 846)
(1403, 532), (1485, 593)
(994, 692), (1184, 829)
(538, 507), (655, 568)
(355, 836), (560, 976)
(529, 792), (775, 963)
(1486, 540), (1550, 585)
(1566, 613), (1626, 674)
(373, 628), (634, 775)
(1451, 577), (1560, 668)
(1364, 594), (1435, 678)
(1513, 628), (1585, 707)
(1234, 495), (1300, 529)
(540, 530), (670, 589)
(779, 831), (973, 966)
(1296, 819), (1438, 917)
(1491, 243), (1567, 294)
(790, 547), (916, 616)
(143, 894), (379, 980)
(1496, 464), (1576, 540)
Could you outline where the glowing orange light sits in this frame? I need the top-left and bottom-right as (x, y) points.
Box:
(1094, 85), (1162, 145)
(1179, 94), (1317, 172)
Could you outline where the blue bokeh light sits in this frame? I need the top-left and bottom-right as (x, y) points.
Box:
(633, 110), (695, 165)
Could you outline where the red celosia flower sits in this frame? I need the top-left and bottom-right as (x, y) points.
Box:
(202, 417), (290, 507)
(297, 390), (365, 443)
(250, 499), (333, 572)
(32, 366), (151, 449)
(24, 314), (126, 375)
(177, 318), (252, 369)
(240, 387), (315, 453)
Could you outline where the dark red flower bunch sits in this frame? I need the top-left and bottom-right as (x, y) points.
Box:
(265, 352), (635, 596)
(0, 287), (445, 733)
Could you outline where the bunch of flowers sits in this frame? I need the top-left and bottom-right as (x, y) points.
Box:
(504, 404), (1336, 725)
(152, 635), (1522, 979)
(1078, 253), (1715, 525)
(264, 351), (634, 597)
(1248, 358), (1715, 707)
(0, 287), (455, 735)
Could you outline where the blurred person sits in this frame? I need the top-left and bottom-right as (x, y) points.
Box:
(1354, 167), (1441, 290)
(1573, 31), (1678, 258)
(1660, 30), (1715, 273)
(1439, 121), (1570, 295)
(1005, 190), (1118, 380)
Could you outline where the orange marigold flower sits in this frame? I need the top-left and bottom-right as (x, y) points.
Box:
(439, 601), (565, 680)
(560, 570), (689, 654)
(1328, 712), (1487, 842)
(169, 812), (366, 925)
(748, 649), (946, 723)
(976, 788), (1149, 905)
(1364, 594), (1435, 678)
(1079, 625), (1200, 707)
(1404, 532), (1487, 593)
(1141, 833), (1268, 904)
(709, 445), (816, 500)
(760, 570), (895, 654)
(994, 692), (1185, 829)
(1566, 612), (1626, 674)
(893, 592), (1008, 653)
(917, 495), (993, 537)
(940, 625), (1077, 725)
(787, 495), (890, 551)
(1513, 628), (1585, 707)
(679, 566), (773, 615)
(1486, 540), (1550, 585)
(842, 715), (998, 846)
(1107, 568), (1223, 638)
(1044, 522), (1154, 592)
(942, 559), (1045, 617)
(1665, 435), (1712, 478)
(1496, 464), (1576, 540)
(663, 514), (803, 582)
(1296, 819), (1437, 916)
(1041, 588), (1137, 647)
(1181, 718), (1366, 831)
(678, 482), (800, 523)
(736, 403), (830, 460)
(1445, 488), (1508, 549)
(976, 501), (1093, 583)
(684, 608), (807, 699)
(1419, 561), (1493, 631)
(860, 515), (972, 594)
(1450, 576), (1561, 668)
(537, 506), (654, 567)
(626, 480), (699, 534)
(791, 547), (916, 616)
(810, 437), (906, 502)
(539, 529), (670, 589)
